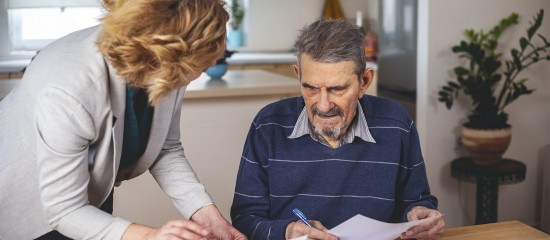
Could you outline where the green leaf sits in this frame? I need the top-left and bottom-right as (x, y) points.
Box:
(511, 49), (522, 70)
(511, 49), (520, 58)
(454, 67), (469, 76)
(492, 26), (502, 39)
(448, 81), (460, 88)
(465, 29), (475, 40)
(527, 9), (544, 40)
(505, 61), (513, 73)
(492, 12), (519, 39)
(443, 86), (453, 92)
(452, 41), (468, 53)
(520, 37), (529, 51)
(445, 99), (453, 109)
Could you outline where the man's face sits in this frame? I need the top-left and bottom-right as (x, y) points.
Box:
(294, 54), (372, 141)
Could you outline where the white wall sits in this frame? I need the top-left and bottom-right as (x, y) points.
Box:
(417, 0), (550, 228)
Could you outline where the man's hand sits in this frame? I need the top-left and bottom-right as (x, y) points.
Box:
(190, 204), (246, 240)
(286, 220), (339, 240)
(401, 206), (445, 240)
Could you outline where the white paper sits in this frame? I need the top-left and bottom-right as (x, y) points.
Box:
(329, 214), (441, 240)
(290, 214), (441, 240)
(289, 235), (308, 240)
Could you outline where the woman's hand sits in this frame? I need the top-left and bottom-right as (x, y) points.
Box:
(146, 220), (209, 240)
(123, 220), (209, 240)
(285, 220), (339, 240)
(190, 204), (247, 240)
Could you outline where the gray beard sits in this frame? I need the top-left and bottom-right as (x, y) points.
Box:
(313, 122), (344, 140)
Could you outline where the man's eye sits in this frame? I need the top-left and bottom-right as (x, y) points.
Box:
(307, 88), (318, 93)
(303, 85), (316, 90)
(330, 88), (345, 94)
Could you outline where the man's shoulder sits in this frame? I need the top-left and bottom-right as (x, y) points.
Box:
(361, 95), (413, 129)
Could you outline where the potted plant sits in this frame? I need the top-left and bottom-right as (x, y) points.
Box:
(227, 0), (245, 48)
(438, 9), (550, 166)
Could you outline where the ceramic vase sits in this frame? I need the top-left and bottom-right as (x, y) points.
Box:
(227, 28), (244, 48)
(206, 63), (228, 79)
(461, 125), (512, 166)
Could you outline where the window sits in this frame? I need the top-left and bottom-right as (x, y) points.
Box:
(0, 0), (103, 57)
(8, 7), (104, 53)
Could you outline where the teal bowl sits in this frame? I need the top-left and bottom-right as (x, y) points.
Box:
(206, 63), (228, 79)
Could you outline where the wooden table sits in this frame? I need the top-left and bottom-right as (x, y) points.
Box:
(441, 221), (550, 239)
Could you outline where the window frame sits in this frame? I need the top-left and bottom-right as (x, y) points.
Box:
(0, 3), (103, 60)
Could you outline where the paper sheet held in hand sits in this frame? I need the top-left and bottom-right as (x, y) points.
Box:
(291, 214), (441, 240)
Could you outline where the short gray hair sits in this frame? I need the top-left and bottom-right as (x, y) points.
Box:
(294, 19), (366, 79)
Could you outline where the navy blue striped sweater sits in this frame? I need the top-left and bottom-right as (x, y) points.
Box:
(231, 95), (437, 240)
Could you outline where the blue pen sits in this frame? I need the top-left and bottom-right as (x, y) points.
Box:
(292, 208), (313, 227)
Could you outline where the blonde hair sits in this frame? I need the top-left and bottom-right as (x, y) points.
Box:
(97, 0), (228, 105)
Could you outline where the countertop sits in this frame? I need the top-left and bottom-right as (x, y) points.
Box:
(185, 69), (300, 99)
(226, 52), (297, 65)
(0, 70), (301, 100)
(0, 59), (30, 73)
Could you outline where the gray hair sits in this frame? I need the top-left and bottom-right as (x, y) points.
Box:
(294, 19), (367, 79)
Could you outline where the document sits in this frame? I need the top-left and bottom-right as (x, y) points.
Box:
(290, 214), (441, 240)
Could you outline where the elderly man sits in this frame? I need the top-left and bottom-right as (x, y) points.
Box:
(230, 19), (445, 240)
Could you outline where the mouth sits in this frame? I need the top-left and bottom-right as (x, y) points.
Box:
(314, 114), (342, 127)
(317, 113), (339, 120)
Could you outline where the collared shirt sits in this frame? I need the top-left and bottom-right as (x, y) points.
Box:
(288, 100), (377, 147)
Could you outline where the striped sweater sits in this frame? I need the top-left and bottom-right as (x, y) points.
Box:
(230, 95), (438, 240)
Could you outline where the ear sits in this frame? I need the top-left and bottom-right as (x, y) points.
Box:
(358, 68), (374, 97)
(293, 64), (300, 81)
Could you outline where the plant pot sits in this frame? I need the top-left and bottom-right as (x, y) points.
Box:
(461, 125), (512, 166)
(227, 28), (244, 48)
(205, 63), (228, 79)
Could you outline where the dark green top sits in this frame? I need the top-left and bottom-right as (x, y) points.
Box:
(120, 86), (154, 170)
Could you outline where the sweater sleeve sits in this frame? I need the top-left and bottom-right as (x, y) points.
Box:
(231, 121), (295, 240)
(397, 121), (438, 222)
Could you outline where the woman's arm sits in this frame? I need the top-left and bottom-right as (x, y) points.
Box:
(150, 89), (245, 240)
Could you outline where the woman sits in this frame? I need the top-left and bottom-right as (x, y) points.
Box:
(0, 0), (245, 239)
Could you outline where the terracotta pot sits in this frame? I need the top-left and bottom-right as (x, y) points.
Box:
(461, 125), (512, 166)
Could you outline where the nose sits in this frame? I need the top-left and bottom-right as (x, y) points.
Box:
(317, 89), (332, 112)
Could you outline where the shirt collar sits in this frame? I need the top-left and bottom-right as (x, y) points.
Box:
(288, 100), (376, 144)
